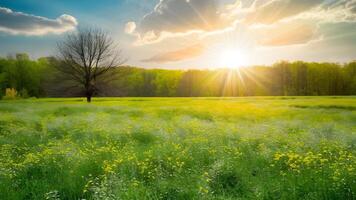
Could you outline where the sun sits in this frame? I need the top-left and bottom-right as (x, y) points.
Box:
(219, 49), (249, 68)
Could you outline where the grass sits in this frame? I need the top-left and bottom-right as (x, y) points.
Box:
(0, 97), (355, 200)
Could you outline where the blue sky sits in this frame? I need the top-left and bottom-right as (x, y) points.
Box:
(0, 0), (156, 26)
(0, 0), (156, 57)
(1, 0), (356, 69)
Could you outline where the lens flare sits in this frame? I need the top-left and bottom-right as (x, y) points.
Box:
(219, 49), (249, 68)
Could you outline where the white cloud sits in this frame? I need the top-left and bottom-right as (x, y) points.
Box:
(125, 21), (136, 34)
(252, 19), (319, 46)
(141, 43), (205, 63)
(0, 7), (78, 35)
(128, 0), (356, 64)
(245, 0), (324, 24)
(126, 0), (238, 44)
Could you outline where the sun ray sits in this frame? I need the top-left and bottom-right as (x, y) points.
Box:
(219, 49), (249, 68)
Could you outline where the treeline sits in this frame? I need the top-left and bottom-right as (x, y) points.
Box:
(0, 53), (355, 98)
(0, 54), (50, 98)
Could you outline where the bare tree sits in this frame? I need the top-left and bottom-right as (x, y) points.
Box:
(56, 28), (126, 102)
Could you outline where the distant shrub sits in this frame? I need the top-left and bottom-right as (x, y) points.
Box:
(2, 88), (18, 100)
(2, 88), (32, 100)
(19, 88), (29, 99)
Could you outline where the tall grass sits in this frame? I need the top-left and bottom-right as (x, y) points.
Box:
(0, 97), (355, 199)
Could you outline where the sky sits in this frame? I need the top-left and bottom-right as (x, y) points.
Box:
(0, 0), (356, 69)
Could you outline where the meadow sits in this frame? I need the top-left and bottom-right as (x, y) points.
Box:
(0, 97), (355, 200)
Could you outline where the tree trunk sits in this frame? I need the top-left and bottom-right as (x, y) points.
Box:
(86, 85), (93, 103)
(86, 95), (92, 103)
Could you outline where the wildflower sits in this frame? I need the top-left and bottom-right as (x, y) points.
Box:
(199, 186), (209, 194)
(274, 153), (283, 161)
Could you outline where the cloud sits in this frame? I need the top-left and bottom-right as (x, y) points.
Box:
(126, 0), (238, 44)
(125, 21), (136, 34)
(0, 7), (77, 35)
(350, 3), (356, 14)
(245, 0), (324, 24)
(335, 0), (356, 19)
(220, 0), (356, 47)
(127, 0), (329, 45)
(129, 0), (356, 64)
(321, 0), (355, 10)
(295, 0), (356, 23)
(253, 20), (318, 46)
(141, 44), (205, 63)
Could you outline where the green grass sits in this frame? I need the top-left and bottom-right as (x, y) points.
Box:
(0, 97), (355, 200)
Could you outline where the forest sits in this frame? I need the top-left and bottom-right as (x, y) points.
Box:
(0, 53), (356, 99)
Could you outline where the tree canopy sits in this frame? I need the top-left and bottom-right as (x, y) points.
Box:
(0, 55), (355, 98)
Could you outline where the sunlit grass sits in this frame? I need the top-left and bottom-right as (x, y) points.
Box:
(0, 97), (355, 199)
